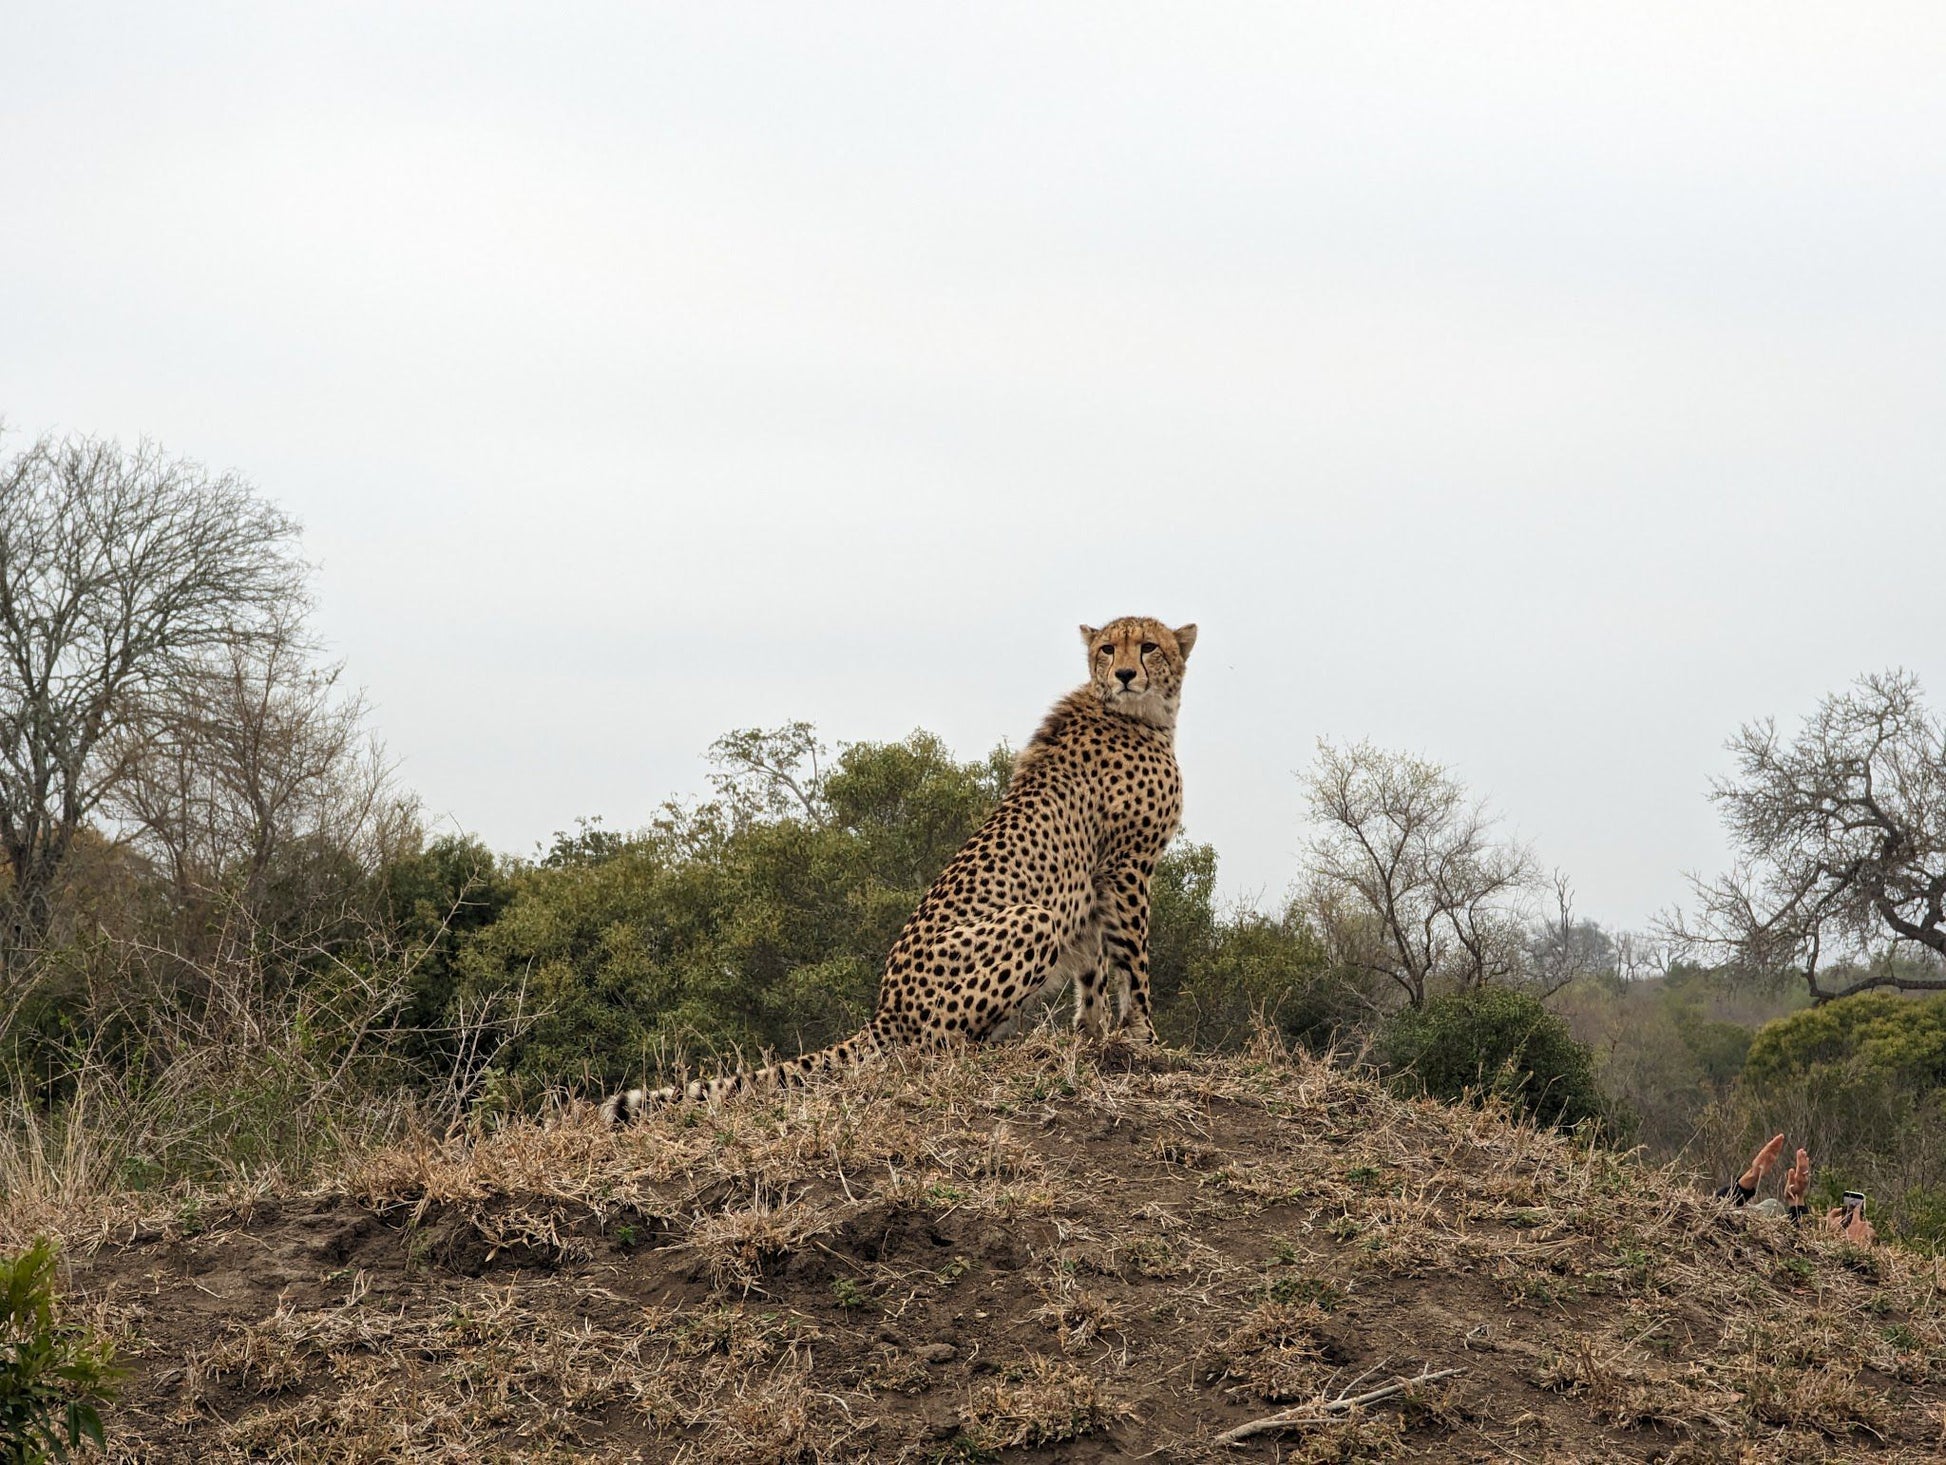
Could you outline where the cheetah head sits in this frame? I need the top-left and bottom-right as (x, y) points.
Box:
(1080, 616), (1197, 727)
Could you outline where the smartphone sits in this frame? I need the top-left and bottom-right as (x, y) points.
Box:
(1841, 1190), (1867, 1222)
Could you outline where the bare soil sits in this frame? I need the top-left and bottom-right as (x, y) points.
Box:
(42, 1035), (1946, 1461)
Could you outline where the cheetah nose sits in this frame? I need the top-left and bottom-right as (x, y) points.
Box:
(1116, 669), (1136, 686)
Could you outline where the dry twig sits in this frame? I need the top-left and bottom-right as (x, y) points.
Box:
(1214, 1366), (1464, 1446)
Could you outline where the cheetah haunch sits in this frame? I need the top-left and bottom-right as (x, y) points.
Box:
(602, 616), (1196, 1120)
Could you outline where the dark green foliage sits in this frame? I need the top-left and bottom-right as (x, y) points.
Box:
(1206, 913), (1365, 1052)
(1147, 842), (1219, 1016)
(819, 733), (1013, 893)
(1552, 961), (1802, 1158)
(378, 834), (516, 1068)
(1742, 991), (1946, 1091)
(1149, 843), (1356, 1052)
(1899, 1185), (1946, 1249)
(454, 731), (1011, 1091)
(1, 1237), (118, 1463)
(1376, 985), (1606, 1131)
(1681, 1017), (1756, 1090)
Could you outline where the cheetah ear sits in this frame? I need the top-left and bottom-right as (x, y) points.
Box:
(1079, 624), (1101, 651)
(1173, 624), (1198, 658)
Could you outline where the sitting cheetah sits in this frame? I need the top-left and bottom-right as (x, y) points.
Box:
(603, 615), (1196, 1120)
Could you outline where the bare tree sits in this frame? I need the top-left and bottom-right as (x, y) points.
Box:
(1300, 739), (1539, 1008)
(1675, 670), (1946, 1002)
(1610, 928), (1673, 985)
(0, 433), (304, 956)
(1525, 873), (1614, 997)
(101, 607), (416, 926)
(707, 722), (830, 824)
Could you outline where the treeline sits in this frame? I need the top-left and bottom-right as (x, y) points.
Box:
(0, 712), (1348, 1191)
(343, 725), (1360, 1099)
(6, 429), (1946, 1248)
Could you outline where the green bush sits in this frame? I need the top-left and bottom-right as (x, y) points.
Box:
(452, 731), (1011, 1092)
(1896, 1185), (1946, 1253)
(1742, 991), (1946, 1091)
(378, 833), (515, 1069)
(1157, 909), (1357, 1053)
(1682, 1017), (1755, 1089)
(1, 1237), (118, 1463)
(1146, 843), (1367, 1053)
(1376, 985), (1606, 1131)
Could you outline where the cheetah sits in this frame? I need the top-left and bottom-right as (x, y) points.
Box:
(602, 616), (1196, 1121)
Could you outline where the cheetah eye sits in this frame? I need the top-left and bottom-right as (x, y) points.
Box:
(1140, 641), (1158, 655)
(1098, 644), (1114, 656)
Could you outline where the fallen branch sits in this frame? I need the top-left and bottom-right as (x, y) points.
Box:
(1215, 1366), (1464, 1446)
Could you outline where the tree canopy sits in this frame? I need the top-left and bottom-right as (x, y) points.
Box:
(0, 433), (307, 955)
(1683, 670), (1946, 1001)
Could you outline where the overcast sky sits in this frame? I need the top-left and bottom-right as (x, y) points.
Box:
(4, 3), (1943, 930)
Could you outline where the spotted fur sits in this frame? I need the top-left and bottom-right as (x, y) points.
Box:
(602, 616), (1196, 1122)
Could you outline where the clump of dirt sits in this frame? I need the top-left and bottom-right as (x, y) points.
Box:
(42, 1034), (1946, 1461)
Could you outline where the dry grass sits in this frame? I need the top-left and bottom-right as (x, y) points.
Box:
(960, 1353), (1122, 1449)
(15, 1029), (1946, 1460)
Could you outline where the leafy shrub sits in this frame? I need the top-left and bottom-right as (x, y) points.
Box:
(1742, 991), (1946, 1091)
(453, 731), (1010, 1091)
(1683, 1017), (1756, 1088)
(1160, 912), (1357, 1052)
(1, 1237), (118, 1463)
(1147, 843), (1371, 1053)
(1376, 985), (1605, 1131)
(379, 833), (515, 1068)
(1551, 963), (1801, 1159)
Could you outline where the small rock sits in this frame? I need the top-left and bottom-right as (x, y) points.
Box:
(917, 1342), (957, 1364)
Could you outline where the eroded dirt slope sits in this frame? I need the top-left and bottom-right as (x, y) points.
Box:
(52, 1036), (1946, 1462)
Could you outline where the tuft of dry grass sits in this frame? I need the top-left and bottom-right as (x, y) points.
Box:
(959, 1353), (1121, 1449)
(1218, 1301), (1343, 1403)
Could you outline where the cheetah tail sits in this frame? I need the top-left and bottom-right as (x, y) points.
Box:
(600, 1022), (886, 1124)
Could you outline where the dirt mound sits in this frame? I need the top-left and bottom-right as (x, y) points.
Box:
(52, 1036), (1946, 1461)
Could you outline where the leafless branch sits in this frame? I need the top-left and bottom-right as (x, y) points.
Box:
(1215, 1365), (1465, 1445)
(1670, 670), (1946, 1002)
(1299, 740), (1543, 1007)
(0, 433), (306, 958)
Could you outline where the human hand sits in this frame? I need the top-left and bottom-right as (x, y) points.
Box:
(1783, 1149), (1811, 1209)
(1740, 1133), (1786, 1192)
(1824, 1206), (1876, 1246)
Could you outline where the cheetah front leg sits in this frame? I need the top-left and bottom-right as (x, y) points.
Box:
(1096, 864), (1157, 1043)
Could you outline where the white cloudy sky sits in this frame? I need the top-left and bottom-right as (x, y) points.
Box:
(4, 3), (1943, 929)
